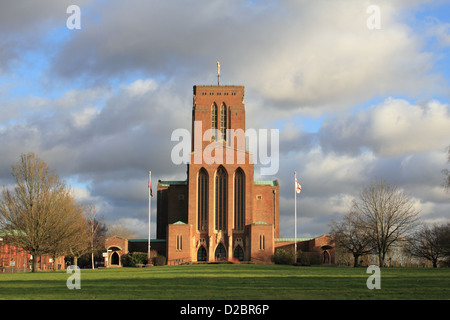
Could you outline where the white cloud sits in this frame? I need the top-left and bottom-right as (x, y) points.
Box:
(368, 99), (449, 156)
(122, 79), (158, 97)
(319, 98), (450, 157)
(71, 106), (100, 128)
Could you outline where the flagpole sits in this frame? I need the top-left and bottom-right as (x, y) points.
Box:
(294, 171), (297, 263)
(148, 170), (151, 262)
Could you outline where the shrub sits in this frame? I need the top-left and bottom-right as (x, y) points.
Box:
(126, 252), (148, 267)
(299, 251), (322, 266)
(152, 255), (167, 266)
(271, 249), (295, 265)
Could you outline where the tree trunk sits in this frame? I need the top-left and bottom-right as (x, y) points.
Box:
(378, 253), (384, 267)
(32, 257), (38, 272)
(353, 254), (359, 267)
(52, 255), (57, 271)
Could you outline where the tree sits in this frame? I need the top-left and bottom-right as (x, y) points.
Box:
(405, 223), (450, 268)
(47, 198), (87, 271)
(106, 223), (137, 239)
(329, 203), (373, 267)
(354, 179), (420, 267)
(0, 153), (72, 272)
(66, 205), (91, 267)
(85, 205), (106, 269)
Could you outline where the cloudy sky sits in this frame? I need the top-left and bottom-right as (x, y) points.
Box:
(0, 0), (449, 239)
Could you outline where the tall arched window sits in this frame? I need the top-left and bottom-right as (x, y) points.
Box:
(215, 166), (227, 231)
(234, 168), (245, 231)
(215, 243), (226, 260)
(220, 103), (227, 141)
(211, 103), (218, 132)
(233, 246), (244, 261)
(198, 168), (208, 231)
(197, 246), (207, 262)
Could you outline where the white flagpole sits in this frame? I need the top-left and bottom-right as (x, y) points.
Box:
(294, 171), (297, 263)
(148, 170), (151, 262)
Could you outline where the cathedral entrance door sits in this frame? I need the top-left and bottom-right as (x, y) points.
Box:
(214, 243), (226, 261)
(197, 246), (207, 262)
(111, 252), (119, 265)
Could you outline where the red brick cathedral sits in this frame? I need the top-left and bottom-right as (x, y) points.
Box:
(104, 83), (335, 267)
(158, 85), (279, 264)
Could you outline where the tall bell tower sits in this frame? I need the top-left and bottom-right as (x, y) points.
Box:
(191, 85), (246, 152)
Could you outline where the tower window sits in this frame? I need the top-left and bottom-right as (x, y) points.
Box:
(211, 103), (218, 132)
(220, 103), (227, 141)
(198, 168), (208, 231)
(234, 168), (245, 231)
(215, 166), (227, 231)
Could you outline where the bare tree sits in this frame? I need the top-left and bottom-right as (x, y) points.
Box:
(47, 198), (87, 271)
(85, 205), (106, 269)
(329, 203), (373, 267)
(405, 223), (450, 268)
(66, 206), (91, 267)
(354, 179), (420, 267)
(0, 153), (70, 272)
(106, 223), (137, 239)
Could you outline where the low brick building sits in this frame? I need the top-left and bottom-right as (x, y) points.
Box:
(0, 238), (65, 272)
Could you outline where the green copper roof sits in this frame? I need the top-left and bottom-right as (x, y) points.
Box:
(254, 180), (278, 186)
(252, 221), (269, 225)
(158, 180), (187, 187)
(275, 238), (313, 242)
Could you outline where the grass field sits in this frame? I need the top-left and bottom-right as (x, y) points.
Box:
(0, 264), (449, 300)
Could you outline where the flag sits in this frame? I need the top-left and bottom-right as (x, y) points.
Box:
(148, 171), (153, 197)
(295, 178), (302, 194)
(217, 61), (220, 76)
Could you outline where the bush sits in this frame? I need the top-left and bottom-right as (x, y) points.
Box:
(271, 249), (295, 265)
(299, 251), (322, 266)
(126, 252), (148, 267)
(152, 255), (167, 266)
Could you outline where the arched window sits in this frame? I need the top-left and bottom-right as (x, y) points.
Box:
(220, 103), (227, 140)
(234, 168), (245, 230)
(198, 168), (208, 231)
(215, 166), (227, 231)
(197, 246), (207, 262)
(233, 246), (244, 261)
(211, 103), (218, 132)
(215, 243), (226, 260)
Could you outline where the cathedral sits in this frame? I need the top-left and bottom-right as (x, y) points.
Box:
(104, 83), (335, 266)
(158, 84), (279, 264)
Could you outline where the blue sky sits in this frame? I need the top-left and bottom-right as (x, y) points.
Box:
(0, 0), (449, 239)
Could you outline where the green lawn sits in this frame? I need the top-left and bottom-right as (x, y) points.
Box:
(0, 264), (449, 300)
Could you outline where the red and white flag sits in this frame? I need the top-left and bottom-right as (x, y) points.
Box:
(295, 178), (302, 194)
(148, 171), (153, 197)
